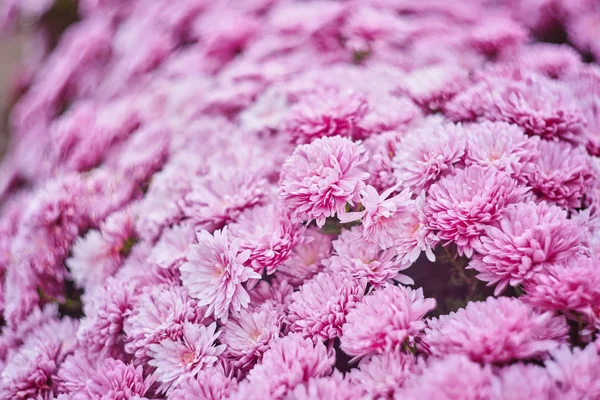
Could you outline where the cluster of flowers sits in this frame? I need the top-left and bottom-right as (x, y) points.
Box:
(1, 0), (600, 398)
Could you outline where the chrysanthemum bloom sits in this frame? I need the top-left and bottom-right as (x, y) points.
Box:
(485, 74), (585, 143)
(184, 166), (269, 231)
(469, 201), (582, 295)
(464, 121), (539, 181)
(545, 344), (600, 399)
(68, 358), (151, 400)
(422, 297), (568, 363)
(512, 44), (582, 79)
(221, 300), (284, 369)
(169, 366), (237, 400)
(248, 277), (295, 310)
(341, 285), (436, 358)
(466, 16), (527, 57)
(149, 222), (195, 271)
(288, 372), (365, 400)
(235, 334), (335, 399)
(425, 165), (528, 257)
(285, 88), (368, 144)
(278, 228), (332, 286)
(287, 271), (365, 341)
(325, 226), (413, 287)
(77, 278), (134, 357)
(398, 64), (469, 112)
(392, 122), (466, 192)
(349, 349), (415, 399)
(362, 130), (404, 192)
(397, 355), (493, 400)
(279, 135), (369, 227)
(522, 255), (600, 324)
(180, 228), (261, 322)
(123, 284), (206, 362)
(148, 322), (225, 393)
(229, 204), (303, 275)
(491, 363), (559, 400)
(393, 193), (438, 264)
(523, 140), (594, 209)
(339, 184), (411, 249)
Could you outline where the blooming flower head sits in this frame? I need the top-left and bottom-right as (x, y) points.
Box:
(545, 344), (600, 399)
(236, 334), (335, 399)
(469, 201), (582, 294)
(149, 222), (195, 271)
(325, 226), (413, 287)
(362, 130), (405, 192)
(279, 135), (369, 227)
(180, 228), (261, 322)
(397, 355), (493, 400)
(523, 140), (594, 209)
(124, 284), (206, 364)
(522, 255), (600, 328)
(491, 363), (559, 400)
(339, 184), (412, 249)
(393, 192), (439, 264)
(288, 372), (364, 400)
(221, 300), (284, 369)
(341, 285), (436, 358)
(229, 203), (303, 275)
(425, 165), (529, 257)
(349, 349), (415, 399)
(464, 121), (538, 181)
(287, 271), (365, 341)
(422, 297), (568, 363)
(392, 122), (466, 192)
(169, 366), (237, 400)
(148, 322), (226, 393)
(285, 87), (369, 144)
(71, 358), (152, 400)
(278, 228), (332, 286)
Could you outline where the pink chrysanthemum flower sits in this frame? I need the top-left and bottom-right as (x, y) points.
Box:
(341, 285), (436, 358)
(512, 44), (582, 79)
(288, 372), (364, 400)
(545, 344), (600, 399)
(425, 165), (528, 257)
(464, 121), (538, 181)
(229, 204), (303, 275)
(393, 193), (438, 264)
(285, 88), (368, 144)
(349, 349), (415, 399)
(279, 135), (369, 227)
(339, 184), (412, 249)
(397, 355), (493, 400)
(362, 130), (404, 192)
(422, 297), (568, 363)
(248, 277), (295, 310)
(148, 322), (226, 393)
(466, 16), (527, 57)
(392, 122), (466, 192)
(325, 226), (413, 287)
(491, 363), (559, 400)
(169, 366), (237, 400)
(287, 271), (365, 341)
(235, 334), (335, 399)
(485, 74), (585, 143)
(149, 222), (195, 271)
(71, 358), (152, 400)
(278, 228), (333, 286)
(180, 228), (261, 322)
(221, 300), (284, 369)
(124, 284), (206, 364)
(522, 255), (600, 327)
(469, 201), (582, 295)
(523, 140), (594, 209)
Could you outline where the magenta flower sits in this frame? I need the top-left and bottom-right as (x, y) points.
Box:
(491, 363), (559, 400)
(341, 285), (436, 358)
(279, 135), (370, 227)
(362, 130), (404, 192)
(423, 297), (568, 363)
(469, 201), (582, 294)
(523, 140), (594, 209)
(287, 272), (365, 341)
(393, 193), (439, 264)
(545, 344), (600, 399)
(285, 88), (369, 144)
(169, 366), (237, 400)
(180, 228), (261, 322)
(392, 122), (466, 192)
(425, 165), (528, 257)
(229, 204), (303, 275)
(288, 372), (363, 400)
(278, 228), (332, 286)
(148, 322), (225, 393)
(349, 349), (415, 399)
(149, 222), (195, 271)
